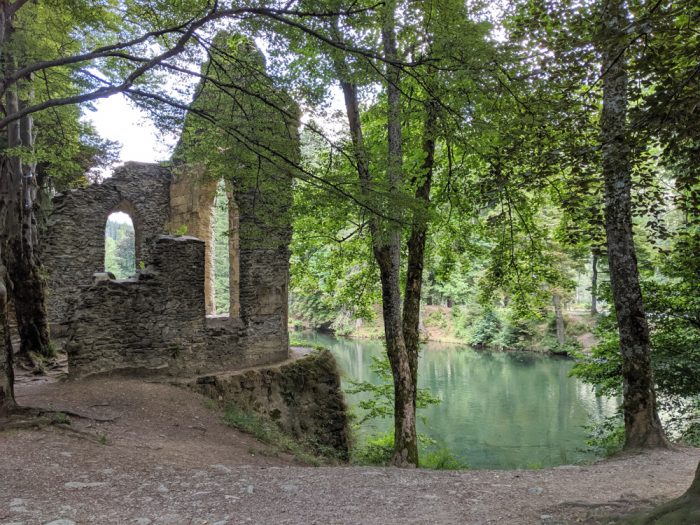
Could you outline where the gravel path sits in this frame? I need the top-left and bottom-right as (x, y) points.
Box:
(1, 378), (698, 525)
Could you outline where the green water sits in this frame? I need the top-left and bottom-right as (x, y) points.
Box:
(296, 332), (618, 469)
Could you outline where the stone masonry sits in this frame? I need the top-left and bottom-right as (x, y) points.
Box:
(64, 236), (286, 377)
(43, 162), (172, 332)
(42, 154), (292, 377)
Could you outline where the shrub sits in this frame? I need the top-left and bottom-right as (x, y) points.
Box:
(465, 308), (502, 347)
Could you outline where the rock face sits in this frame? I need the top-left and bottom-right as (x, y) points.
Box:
(44, 160), (291, 378)
(189, 349), (350, 459)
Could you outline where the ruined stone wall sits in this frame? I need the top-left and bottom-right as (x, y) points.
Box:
(65, 236), (206, 376)
(65, 236), (284, 378)
(43, 35), (297, 378)
(43, 162), (172, 328)
(168, 167), (220, 315)
(188, 349), (350, 459)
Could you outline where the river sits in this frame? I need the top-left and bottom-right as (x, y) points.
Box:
(295, 331), (618, 469)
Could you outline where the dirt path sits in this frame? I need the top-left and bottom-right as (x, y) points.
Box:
(1, 378), (698, 525)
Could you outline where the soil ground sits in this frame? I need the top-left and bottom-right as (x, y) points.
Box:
(1, 376), (699, 525)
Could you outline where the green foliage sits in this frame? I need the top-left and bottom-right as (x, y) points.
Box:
(464, 308), (502, 348)
(174, 224), (188, 237)
(583, 415), (625, 458)
(492, 316), (538, 352)
(352, 432), (394, 465)
(352, 431), (467, 469)
(104, 217), (135, 279)
(425, 310), (448, 330)
(421, 447), (469, 470)
(51, 412), (70, 425)
(346, 354), (440, 425)
(573, 227), (700, 441)
(213, 183), (231, 315)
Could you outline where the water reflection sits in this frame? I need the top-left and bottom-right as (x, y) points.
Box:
(297, 332), (618, 469)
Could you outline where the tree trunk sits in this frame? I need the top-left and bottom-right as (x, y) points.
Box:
(1, 4), (51, 361)
(340, 74), (417, 465)
(9, 88), (52, 358)
(0, 5), (17, 411)
(379, 0), (418, 467)
(599, 0), (668, 449)
(591, 251), (599, 315)
(403, 97), (438, 404)
(0, 258), (14, 414)
(332, 3), (418, 466)
(553, 293), (566, 346)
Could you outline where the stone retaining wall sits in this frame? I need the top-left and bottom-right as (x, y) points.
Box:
(188, 349), (350, 459)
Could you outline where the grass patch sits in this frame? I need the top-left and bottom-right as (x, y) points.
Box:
(51, 412), (70, 425)
(351, 431), (468, 469)
(422, 447), (469, 470)
(223, 405), (337, 466)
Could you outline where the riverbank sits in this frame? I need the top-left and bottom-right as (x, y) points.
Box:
(2, 376), (697, 524)
(291, 304), (599, 354)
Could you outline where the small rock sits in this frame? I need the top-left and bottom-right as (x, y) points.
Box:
(157, 484), (169, 493)
(59, 452), (72, 458)
(280, 484), (298, 492)
(45, 520), (77, 525)
(540, 515), (553, 521)
(528, 487), (544, 495)
(133, 518), (151, 525)
(211, 464), (232, 473)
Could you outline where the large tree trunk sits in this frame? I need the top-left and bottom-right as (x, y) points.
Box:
(9, 85), (51, 358)
(0, 258), (14, 414)
(402, 98), (438, 409)
(0, 5), (18, 411)
(1, 3), (51, 362)
(0, 156), (16, 412)
(340, 75), (417, 466)
(332, 4), (418, 465)
(378, 0), (417, 467)
(599, 0), (668, 449)
(590, 251), (599, 315)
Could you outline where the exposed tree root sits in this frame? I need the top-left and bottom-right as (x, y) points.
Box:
(621, 463), (700, 524)
(0, 405), (118, 430)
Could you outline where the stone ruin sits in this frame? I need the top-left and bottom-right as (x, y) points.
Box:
(41, 34), (299, 379)
(38, 39), (351, 457)
(42, 161), (291, 378)
(41, 161), (350, 457)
